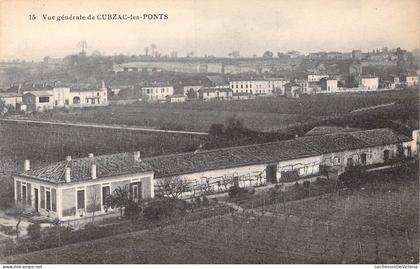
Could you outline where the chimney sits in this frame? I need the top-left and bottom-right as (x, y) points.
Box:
(24, 160), (30, 171)
(134, 151), (141, 162)
(88, 153), (94, 158)
(65, 167), (71, 182)
(66, 156), (72, 161)
(91, 164), (97, 179)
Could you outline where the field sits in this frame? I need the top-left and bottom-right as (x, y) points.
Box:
(5, 165), (418, 264)
(22, 89), (418, 132)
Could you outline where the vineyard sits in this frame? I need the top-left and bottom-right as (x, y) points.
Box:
(7, 165), (419, 264)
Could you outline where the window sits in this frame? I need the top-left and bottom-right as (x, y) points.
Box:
(407, 146), (412, 157)
(46, 190), (51, 211)
(77, 190), (85, 210)
(383, 150), (390, 162)
(22, 185), (27, 205)
(161, 88), (165, 93)
(361, 153), (367, 165)
(39, 97), (49, 103)
(102, 186), (110, 206)
(146, 89), (150, 94)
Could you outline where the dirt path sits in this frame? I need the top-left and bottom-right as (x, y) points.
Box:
(0, 118), (208, 136)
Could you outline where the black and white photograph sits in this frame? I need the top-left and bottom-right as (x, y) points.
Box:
(0, 0), (419, 266)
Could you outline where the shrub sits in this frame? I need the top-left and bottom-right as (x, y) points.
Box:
(143, 198), (187, 222)
(339, 165), (365, 189)
(124, 200), (143, 220)
(202, 196), (210, 207)
(27, 223), (42, 241)
(194, 197), (202, 207)
(228, 186), (247, 198)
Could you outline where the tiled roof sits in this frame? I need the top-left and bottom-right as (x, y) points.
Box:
(349, 129), (411, 147)
(23, 91), (53, 97)
(305, 126), (361, 136)
(21, 153), (153, 184)
(297, 128), (410, 154)
(296, 133), (369, 154)
(19, 128), (411, 183)
(142, 140), (320, 178)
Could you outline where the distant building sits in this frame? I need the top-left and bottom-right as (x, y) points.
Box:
(284, 82), (300, 98)
(266, 78), (289, 95)
(308, 74), (328, 82)
(141, 83), (174, 102)
(229, 77), (272, 96)
(400, 74), (419, 87)
(198, 87), (232, 101)
(320, 78), (338, 92)
(359, 76), (379, 90)
(0, 91), (22, 108)
(23, 91), (54, 111)
(166, 94), (186, 103)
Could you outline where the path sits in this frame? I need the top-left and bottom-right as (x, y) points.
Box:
(0, 118), (208, 136)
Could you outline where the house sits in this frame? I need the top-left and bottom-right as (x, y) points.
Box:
(141, 83), (174, 102)
(400, 74), (419, 87)
(166, 94), (186, 103)
(0, 91), (23, 108)
(320, 78), (338, 92)
(229, 77), (272, 96)
(183, 85), (203, 99)
(284, 82), (301, 98)
(14, 128), (412, 220)
(359, 76), (379, 90)
(308, 74), (328, 82)
(22, 91), (54, 111)
(198, 87), (233, 101)
(266, 78), (289, 95)
(14, 152), (154, 221)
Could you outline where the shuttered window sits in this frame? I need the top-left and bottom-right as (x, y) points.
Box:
(51, 189), (57, 212)
(16, 181), (21, 202)
(27, 183), (31, 206)
(40, 186), (45, 209)
(46, 190), (51, 211)
(77, 190), (85, 210)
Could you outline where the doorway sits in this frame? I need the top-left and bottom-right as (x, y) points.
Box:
(266, 164), (278, 184)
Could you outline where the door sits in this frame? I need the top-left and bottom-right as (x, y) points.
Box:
(361, 153), (367, 165)
(383, 150), (390, 162)
(266, 164), (278, 184)
(34, 188), (39, 212)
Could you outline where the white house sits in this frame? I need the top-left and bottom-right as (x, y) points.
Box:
(359, 76), (379, 90)
(141, 83), (174, 102)
(320, 78), (338, 92)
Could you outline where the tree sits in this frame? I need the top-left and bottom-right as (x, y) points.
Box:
(151, 44), (157, 57)
(209, 123), (224, 138)
(27, 222), (41, 241)
(144, 47), (149, 56)
(87, 186), (101, 224)
(106, 186), (130, 218)
(10, 201), (25, 241)
(0, 99), (6, 116)
(262, 51), (274, 58)
(156, 176), (189, 199)
(186, 88), (197, 100)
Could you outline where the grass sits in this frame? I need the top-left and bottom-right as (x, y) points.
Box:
(5, 165), (418, 264)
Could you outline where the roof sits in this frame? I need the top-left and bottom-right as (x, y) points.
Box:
(0, 91), (22, 98)
(206, 75), (228, 86)
(142, 139), (320, 178)
(305, 126), (361, 136)
(19, 128), (410, 183)
(349, 129), (411, 147)
(297, 128), (410, 154)
(23, 91), (53, 97)
(199, 87), (232, 93)
(20, 152), (153, 184)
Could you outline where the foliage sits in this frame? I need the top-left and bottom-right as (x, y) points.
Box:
(142, 197), (187, 222)
(228, 186), (248, 199)
(27, 222), (42, 241)
(194, 197), (202, 208)
(106, 186), (130, 217)
(338, 164), (365, 189)
(156, 176), (189, 199)
(202, 196), (210, 207)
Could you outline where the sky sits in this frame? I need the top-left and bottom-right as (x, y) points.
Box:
(0, 0), (419, 61)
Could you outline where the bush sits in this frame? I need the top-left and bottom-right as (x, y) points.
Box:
(194, 197), (202, 208)
(124, 200), (143, 220)
(338, 165), (365, 189)
(27, 223), (42, 241)
(228, 186), (250, 199)
(143, 198), (187, 222)
(202, 196), (209, 207)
